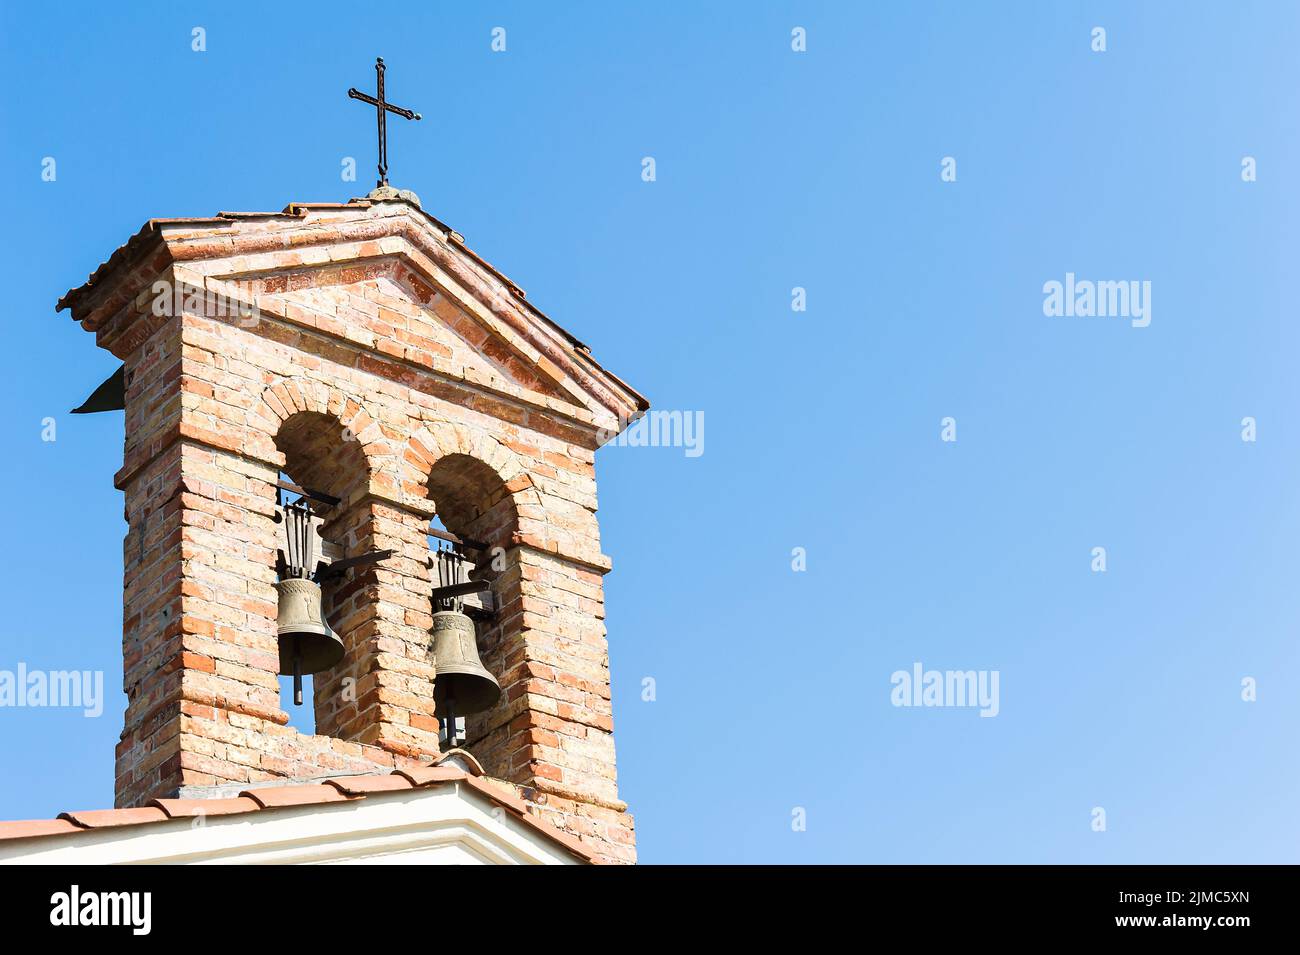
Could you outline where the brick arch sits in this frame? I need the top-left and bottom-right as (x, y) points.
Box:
(400, 419), (536, 522)
(400, 420), (537, 778)
(252, 376), (403, 504)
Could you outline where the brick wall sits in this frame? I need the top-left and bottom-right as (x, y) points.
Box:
(61, 198), (644, 863)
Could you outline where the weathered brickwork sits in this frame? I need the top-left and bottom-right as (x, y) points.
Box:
(59, 197), (646, 863)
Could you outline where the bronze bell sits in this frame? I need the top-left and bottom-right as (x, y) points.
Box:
(431, 609), (500, 717)
(276, 577), (344, 703)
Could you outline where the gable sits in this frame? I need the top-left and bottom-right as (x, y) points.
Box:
(57, 198), (648, 433)
(268, 259), (574, 402)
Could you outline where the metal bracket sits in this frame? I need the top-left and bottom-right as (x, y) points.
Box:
(428, 526), (488, 552)
(314, 549), (394, 581)
(429, 579), (490, 603)
(276, 479), (340, 509)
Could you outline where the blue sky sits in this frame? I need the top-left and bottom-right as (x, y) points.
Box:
(2, 1), (1299, 863)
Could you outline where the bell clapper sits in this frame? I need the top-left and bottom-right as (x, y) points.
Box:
(443, 690), (463, 748)
(293, 637), (303, 707)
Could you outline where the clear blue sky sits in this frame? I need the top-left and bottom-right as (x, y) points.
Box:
(2, 1), (1299, 863)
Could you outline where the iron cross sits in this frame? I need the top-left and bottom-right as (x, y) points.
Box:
(348, 57), (422, 187)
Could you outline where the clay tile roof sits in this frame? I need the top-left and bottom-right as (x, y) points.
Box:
(434, 747), (485, 775)
(455, 776), (592, 859)
(324, 774), (414, 797)
(459, 775), (529, 815)
(58, 807), (169, 829)
(238, 784), (355, 810)
(283, 202), (369, 213)
(0, 819), (84, 840)
(214, 211), (302, 220)
(395, 765), (464, 788)
(150, 796), (260, 819)
(0, 759), (597, 862)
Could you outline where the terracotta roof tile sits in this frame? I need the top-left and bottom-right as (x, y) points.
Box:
(283, 202), (370, 212)
(434, 748), (485, 775)
(324, 774), (414, 796)
(146, 216), (238, 225)
(460, 774), (530, 815)
(0, 819), (84, 840)
(0, 763), (595, 861)
(395, 765), (465, 788)
(216, 210), (304, 219)
(512, 810), (595, 861)
(150, 796), (260, 819)
(239, 784), (355, 810)
(58, 807), (168, 829)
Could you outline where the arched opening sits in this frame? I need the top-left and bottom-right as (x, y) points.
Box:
(272, 412), (370, 733)
(424, 453), (519, 757)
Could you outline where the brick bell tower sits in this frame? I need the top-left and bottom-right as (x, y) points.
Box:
(56, 187), (647, 863)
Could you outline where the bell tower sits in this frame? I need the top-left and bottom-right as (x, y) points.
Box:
(57, 190), (646, 864)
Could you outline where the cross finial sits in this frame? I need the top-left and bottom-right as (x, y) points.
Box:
(347, 57), (422, 188)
